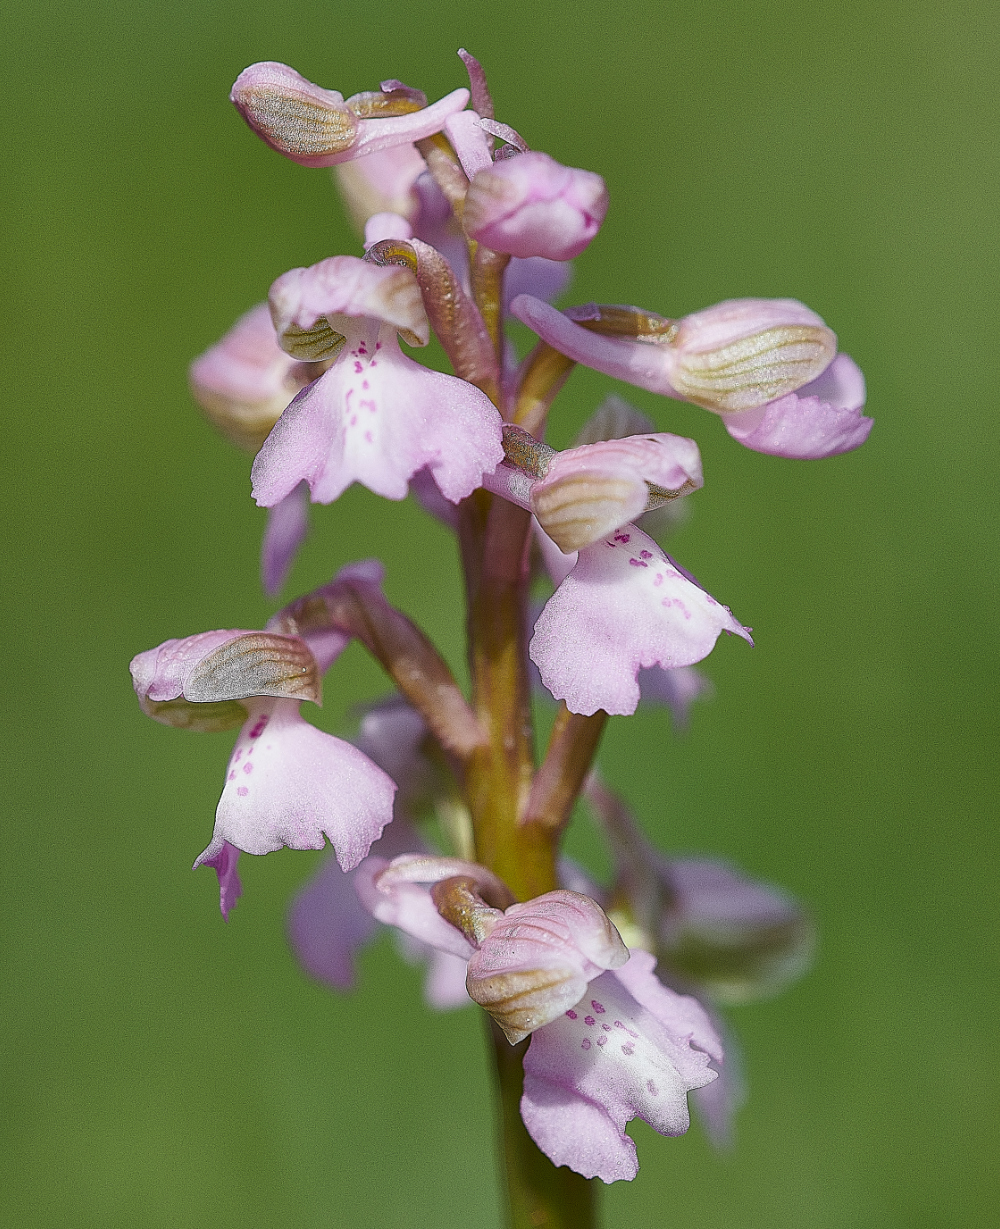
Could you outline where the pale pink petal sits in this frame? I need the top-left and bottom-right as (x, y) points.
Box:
(287, 850), (378, 989)
(521, 950), (720, 1182)
(260, 482), (310, 596)
(424, 949), (474, 1009)
(268, 255), (427, 343)
(199, 841), (244, 921)
(637, 664), (713, 729)
(195, 699), (396, 872)
(467, 891), (628, 1040)
(690, 1014), (745, 1150)
(530, 524), (751, 716)
(333, 88), (470, 166)
(363, 212), (414, 246)
(131, 630), (255, 703)
(504, 256), (572, 312)
(354, 856), (477, 959)
(510, 294), (678, 393)
(722, 352), (873, 458)
(252, 321), (503, 506)
(444, 109), (493, 179)
(334, 143), (426, 229)
(464, 153), (608, 261)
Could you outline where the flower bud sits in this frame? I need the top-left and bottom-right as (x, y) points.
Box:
(669, 298), (836, 414)
(463, 151), (608, 261)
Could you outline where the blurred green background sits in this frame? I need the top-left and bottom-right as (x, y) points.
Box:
(4, 0), (997, 1225)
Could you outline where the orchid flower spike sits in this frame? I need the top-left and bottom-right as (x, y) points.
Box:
(511, 294), (873, 459)
(251, 255), (504, 507)
(231, 62), (469, 168)
(130, 600), (397, 902)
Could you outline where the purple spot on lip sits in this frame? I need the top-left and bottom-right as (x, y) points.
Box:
(629, 557), (649, 568)
(243, 762), (253, 775)
(565, 1010), (578, 1019)
(591, 1001), (605, 1014)
(236, 786), (248, 797)
(640, 549), (653, 559)
(584, 1016), (595, 1026)
(597, 1036), (607, 1047)
(647, 1079), (658, 1095)
(622, 1043), (635, 1056)
(249, 717), (268, 739)
(601, 1023), (611, 1032)
(227, 771), (236, 781)
(581, 1039), (591, 1050)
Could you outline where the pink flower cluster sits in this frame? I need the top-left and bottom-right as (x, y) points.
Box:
(136, 47), (858, 1192)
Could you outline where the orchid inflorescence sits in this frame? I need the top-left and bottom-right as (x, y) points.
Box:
(132, 48), (867, 1224)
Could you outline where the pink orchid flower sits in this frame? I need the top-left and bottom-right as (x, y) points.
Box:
(511, 293), (873, 459)
(356, 854), (721, 1181)
(130, 608), (396, 902)
(486, 431), (751, 715)
(251, 255), (503, 507)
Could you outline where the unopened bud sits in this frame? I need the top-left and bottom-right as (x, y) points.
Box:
(464, 151), (608, 261)
(231, 62), (360, 164)
(669, 298), (836, 414)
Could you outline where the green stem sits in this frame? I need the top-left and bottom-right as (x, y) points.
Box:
(489, 1019), (597, 1229)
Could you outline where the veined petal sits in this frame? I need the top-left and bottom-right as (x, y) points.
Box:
(269, 255), (428, 349)
(251, 321), (503, 506)
(530, 524), (751, 716)
(467, 891), (628, 1043)
(195, 699), (395, 871)
(521, 950), (720, 1182)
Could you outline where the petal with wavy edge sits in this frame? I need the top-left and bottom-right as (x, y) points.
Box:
(722, 353), (872, 458)
(195, 699), (395, 872)
(252, 321), (503, 506)
(530, 524), (751, 716)
(521, 950), (720, 1182)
